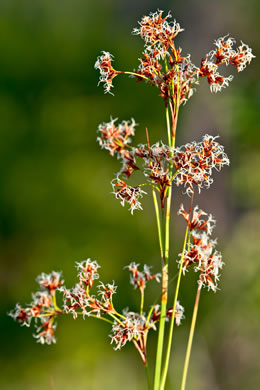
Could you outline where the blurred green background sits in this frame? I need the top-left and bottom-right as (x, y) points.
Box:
(0, 0), (259, 389)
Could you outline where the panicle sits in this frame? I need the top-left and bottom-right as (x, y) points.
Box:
(111, 178), (147, 214)
(173, 134), (229, 195)
(200, 36), (255, 93)
(110, 310), (156, 352)
(133, 10), (184, 59)
(94, 51), (118, 94)
(9, 270), (61, 344)
(178, 205), (224, 292)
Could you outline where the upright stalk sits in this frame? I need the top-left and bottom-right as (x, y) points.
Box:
(181, 288), (201, 390)
(153, 206), (168, 390)
(160, 223), (190, 389)
(160, 196), (193, 389)
(153, 105), (173, 390)
(152, 189), (164, 260)
(145, 362), (152, 390)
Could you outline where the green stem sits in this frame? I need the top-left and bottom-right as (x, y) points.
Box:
(181, 288), (201, 390)
(160, 222), (190, 390)
(76, 312), (114, 325)
(153, 262), (168, 390)
(153, 103), (173, 390)
(166, 105), (172, 150)
(164, 188), (172, 263)
(52, 293), (61, 312)
(145, 362), (152, 390)
(109, 312), (124, 327)
(119, 71), (157, 87)
(152, 188), (164, 259)
(140, 289), (144, 316)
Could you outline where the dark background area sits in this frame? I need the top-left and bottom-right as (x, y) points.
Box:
(0, 1), (259, 389)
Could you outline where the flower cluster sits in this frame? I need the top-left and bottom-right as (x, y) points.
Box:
(9, 271), (63, 344)
(94, 51), (118, 94)
(97, 118), (139, 178)
(76, 259), (100, 289)
(95, 11), (254, 104)
(132, 10), (184, 59)
(173, 135), (230, 196)
(110, 310), (156, 363)
(125, 262), (161, 291)
(178, 204), (216, 235)
(211, 36), (254, 70)
(178, 205), (224, 292)
(100, 129), (229, 212)
(97, 118), (136, 158)
(61, 259), (117, 319)
(9, 259), (173, 359)
(36, 271), (64, 296)
(111, 178), (147, 214)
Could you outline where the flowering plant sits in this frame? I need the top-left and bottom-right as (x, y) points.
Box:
(10, 10), (254, 390)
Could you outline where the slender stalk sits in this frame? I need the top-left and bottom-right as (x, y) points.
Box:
(153, 262), (168, 390)
(181, 288), (201, 390)
(140, 289), (144, 316)
(52, 293), (61, 312)
(159, 222), (190, 390)
(153, 103), (173, 390)
(118, 71), (150, 81)
(74, 312), (114, 325)
(145, 362), (152, 390)
(109, 312), (124, 327)
(164, 187), (172, 263)
(118, 70), (157, 88)
(166, 105), (171, 146)
(160, 195), (193, 389)
(152, 188), (164, 259)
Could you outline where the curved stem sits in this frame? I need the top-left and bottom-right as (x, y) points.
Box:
(181, 288), (201, 390)
(76, 312), (114, 325)
(118, 70), (157, 88)
(118, 71), (150, 81)
(109, 312), (124, 327)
